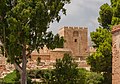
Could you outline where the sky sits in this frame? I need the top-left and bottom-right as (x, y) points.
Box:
(49, 0), (110, 36)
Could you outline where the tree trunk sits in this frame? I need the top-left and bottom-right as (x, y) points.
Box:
(21, 45), (27, 84)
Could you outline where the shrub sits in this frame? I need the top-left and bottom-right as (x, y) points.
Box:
(3, 70), (19, 84)
(3, 70), (32, 84)
(77, 68), (88, 84)
(85, 72), (104, 84)
(50, 54), (79, 84)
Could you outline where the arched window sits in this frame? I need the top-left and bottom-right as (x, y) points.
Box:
(73, 31), (79, 37)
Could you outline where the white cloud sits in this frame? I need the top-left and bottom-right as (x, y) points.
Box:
(48, 0), (110, 35)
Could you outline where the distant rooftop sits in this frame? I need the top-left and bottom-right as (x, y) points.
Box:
(51, 48), (71, 52)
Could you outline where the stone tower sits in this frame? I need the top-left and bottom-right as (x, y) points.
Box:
(58, 26), (88, 60)
(112, 24), (120, 84)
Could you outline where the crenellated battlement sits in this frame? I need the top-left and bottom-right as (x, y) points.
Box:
(59, 26), (88, 31)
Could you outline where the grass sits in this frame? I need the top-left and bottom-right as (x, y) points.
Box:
(3, 70), (19, 84)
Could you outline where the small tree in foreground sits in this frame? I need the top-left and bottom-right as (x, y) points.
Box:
(85, 72), (104, 84)
(51, 54), (79, 84)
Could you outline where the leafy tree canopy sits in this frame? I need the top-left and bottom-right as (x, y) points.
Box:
(98, 0), (120, 29)
(86, 0), (120, 84)
(51, 54), (79, 84)
(85, 72), (104, 84)
(98, 3), (113, 29)
(0, 0), (70, 64)
(0, 0), (71, 83)
(87, 28), (112, 73)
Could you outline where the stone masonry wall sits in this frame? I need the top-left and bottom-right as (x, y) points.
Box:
(112, 25), (120, 84)
(50, 48), (72, 61)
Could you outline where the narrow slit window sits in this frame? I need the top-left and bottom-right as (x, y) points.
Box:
(75, 39), (77, 42)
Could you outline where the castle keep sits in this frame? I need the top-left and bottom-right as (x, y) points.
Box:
(58, 26), (88, 60)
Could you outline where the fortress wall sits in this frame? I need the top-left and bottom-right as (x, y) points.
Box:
(112, 24), (120, 84)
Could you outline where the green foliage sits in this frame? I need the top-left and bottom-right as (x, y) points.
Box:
(27, 68), (104, 84)
(0, 0), (70, 64)
(0, 78), (4, 84)
(86, 0), (120, 84)
(85, 72), (104, 84)
(27, 55), (104, 84)
(102, 72), (112, 84)
(28, 69), (53, 83)
(28, 54), (80, 84)
(98, 3), (113, 29)
(28, 69), (43, 79)
(98, 0), (120, 29)
(3, 70), (32, 84)
(42, 33), (64, 49)
(3, 70), (19, 84)
(111, 0), (120, 25)
(77, 68), (87, 84)
(87, 28), (112, 73)
(0, 0), (70, 83)
(42, 69), (53, 83)
(50, 54), (79, 84)
(87, 26), (112, 84)
(90, 28), (112, 48)
(28, 69), (50, 78)
(77, 68), (104, 84)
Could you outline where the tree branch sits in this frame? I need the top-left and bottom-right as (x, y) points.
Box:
(26, 51), (32, 57)
(14, 62), (22, 74)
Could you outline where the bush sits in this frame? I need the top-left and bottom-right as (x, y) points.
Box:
(0, 78), (4, 84)
(27, 54), (104, 84)
(3, 70), (19, 84)
(77, 68), (88, 84)
(28, 69), (53, 83)
(50, 54), (79, 84)
(85, 72), (104, 84)
(3, 70), (32, 84)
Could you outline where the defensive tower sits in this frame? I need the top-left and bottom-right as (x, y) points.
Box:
(58, 26), (88, 60)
